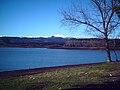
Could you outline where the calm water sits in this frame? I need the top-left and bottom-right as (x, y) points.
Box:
(0, 48), (120, 72)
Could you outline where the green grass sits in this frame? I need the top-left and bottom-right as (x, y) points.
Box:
(0, 62), (120, 90)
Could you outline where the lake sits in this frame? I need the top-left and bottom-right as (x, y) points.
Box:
(0, 48), (120, 72)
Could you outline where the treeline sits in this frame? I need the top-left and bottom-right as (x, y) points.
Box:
(64, 39), (120, 50)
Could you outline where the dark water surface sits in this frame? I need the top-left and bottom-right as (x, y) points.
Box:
(0, 48), (120, 72)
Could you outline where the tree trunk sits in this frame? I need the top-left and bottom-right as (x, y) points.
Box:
(106, 48), (112, 62)
(105, 34), (112, 62)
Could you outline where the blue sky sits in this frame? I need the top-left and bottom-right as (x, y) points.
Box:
(0, 0), (91, 38)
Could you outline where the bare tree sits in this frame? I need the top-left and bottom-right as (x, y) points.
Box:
(61, 0), (120, 62)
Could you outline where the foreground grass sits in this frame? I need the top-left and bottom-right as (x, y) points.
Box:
(0, 62), (120, 90)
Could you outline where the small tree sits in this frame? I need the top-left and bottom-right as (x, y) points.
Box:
(61, 0), (120, 62)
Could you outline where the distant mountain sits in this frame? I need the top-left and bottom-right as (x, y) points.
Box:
(0, 36), (72, 48)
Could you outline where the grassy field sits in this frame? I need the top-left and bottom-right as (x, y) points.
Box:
(0, 62), (120, 90)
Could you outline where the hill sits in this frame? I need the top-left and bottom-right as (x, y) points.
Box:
(0, 36), (70, 48)
(0, 36), (120, 49)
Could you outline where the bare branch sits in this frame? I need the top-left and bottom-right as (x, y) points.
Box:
(62, 11), (104, 34)
(106, 0), (117, 29)
(91, 0), (106, 29)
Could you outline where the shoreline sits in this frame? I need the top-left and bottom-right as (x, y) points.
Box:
(1, 46), (120, 50)
(0, 62), (106, 79)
